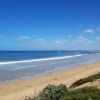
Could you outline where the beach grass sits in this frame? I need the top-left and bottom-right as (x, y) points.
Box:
(64, 86), (100, 100)
(69, 72), (100, 89)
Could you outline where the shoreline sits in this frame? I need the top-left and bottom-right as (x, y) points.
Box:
(0, 63), (95, 84)
(0, 59), (99, 83)
(0, 61), (100, 100)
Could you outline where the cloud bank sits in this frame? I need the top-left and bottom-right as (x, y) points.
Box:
(16, 35), (99, 50)
(0, 27), (100, 50)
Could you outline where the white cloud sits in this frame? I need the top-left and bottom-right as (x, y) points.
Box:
(83, 29), (95, 34)
(78, 36), (84, 40)
(96, 37), (100, 40)
(17, 36), (31, 41)
(55, 40), (61, 43)
(87, 40), (93, 43)
(35, 38), (47, 42)
(30, 37), (97, 50)
(33, 38), (48, 45)
(83, 27), (100, 34)
(77, 36), (88, 41)
(14, 35), (100, 50)
(68, 35), (96, 50)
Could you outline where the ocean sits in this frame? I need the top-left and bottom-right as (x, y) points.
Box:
(0, 51), (100, 82)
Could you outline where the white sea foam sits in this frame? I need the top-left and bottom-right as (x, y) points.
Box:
(0, 54), (82, 65)
(9, 65), (36, 70)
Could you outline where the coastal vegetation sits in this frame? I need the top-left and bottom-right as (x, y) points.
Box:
(33, 84), (68, 100)
(25, 86), (100, 100)
(64, 86), (100, 100)
(70, 72), (100, 89)
(25, 72), (100, 100)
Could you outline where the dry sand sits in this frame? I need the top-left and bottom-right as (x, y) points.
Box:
(0, 61), (100, 100)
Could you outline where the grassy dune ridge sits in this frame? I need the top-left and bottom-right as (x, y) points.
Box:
(69, 72), (100, 89)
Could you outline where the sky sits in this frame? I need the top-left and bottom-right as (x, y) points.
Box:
(0, 0), (100, 50)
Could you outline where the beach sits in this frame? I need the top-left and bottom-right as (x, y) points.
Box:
(0, 0), (100, 99)
(0, 61), (100, 100)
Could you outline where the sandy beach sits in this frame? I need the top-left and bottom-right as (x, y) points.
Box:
(0, 0), (100, 99)
(0, 61), (100, 100)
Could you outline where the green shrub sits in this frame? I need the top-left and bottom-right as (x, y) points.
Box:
(34, 84), (68, 100)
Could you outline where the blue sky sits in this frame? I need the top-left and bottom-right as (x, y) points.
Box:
(0, 0), (100, 50)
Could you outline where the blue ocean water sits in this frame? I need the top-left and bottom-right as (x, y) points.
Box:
(0, 50), (96, 62)
(0, 51), (100, 82)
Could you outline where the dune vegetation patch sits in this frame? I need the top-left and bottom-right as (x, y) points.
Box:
(25, 85), (100, 100)
(69, 72), (100, 89)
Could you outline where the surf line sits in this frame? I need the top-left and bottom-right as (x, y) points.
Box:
(0, 54), (82, 65)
